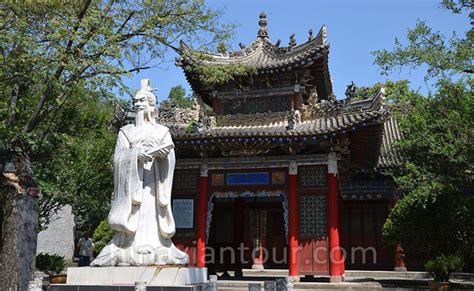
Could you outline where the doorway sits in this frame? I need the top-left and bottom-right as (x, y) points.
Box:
(208, 194), (287, 275)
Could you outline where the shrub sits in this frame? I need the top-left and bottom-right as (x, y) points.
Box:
(35, 253), (65, 275)
(425, 255), (463, 282)
(92, 219), (114, 256)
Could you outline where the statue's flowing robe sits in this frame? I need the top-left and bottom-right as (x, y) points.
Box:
(91, 122), (188, 266)
(108, 123), (176, 238)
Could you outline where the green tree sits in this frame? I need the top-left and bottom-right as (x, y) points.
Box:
(373, 0), (473, 268)
(168, 85), (194, 108)
(35, 90), (116, 232)
(0, 1), (230, 288)
(92, 219), (114, 257)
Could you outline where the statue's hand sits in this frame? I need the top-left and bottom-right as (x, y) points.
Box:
(154, 147), (170, 159)
(137, 148), (153, 163)
(143, 139), (160, 149)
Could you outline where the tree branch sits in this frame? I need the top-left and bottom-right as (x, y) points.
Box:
(23, 0), (92, 133)
(79, 66), (152, 79)
(75, 0), (115, 52)
(8, 83), (20, 127)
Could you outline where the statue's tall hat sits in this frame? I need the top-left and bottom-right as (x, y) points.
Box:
(138, 79), (156, 105)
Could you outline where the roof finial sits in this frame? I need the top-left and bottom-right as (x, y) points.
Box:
(308, 29), (314, 41)
(322, 25), (327, 45)
(257, 12), (268, 39)
(289, 33), (296, 47)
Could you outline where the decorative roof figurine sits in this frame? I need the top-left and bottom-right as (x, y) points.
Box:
(308, 29), (314, 41)
(289, 33), (296, 47)
(257, 12), (268, 39)
(345, 81), (357, 99)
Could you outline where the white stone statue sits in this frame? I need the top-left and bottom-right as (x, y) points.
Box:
(91, 79), (189, 266)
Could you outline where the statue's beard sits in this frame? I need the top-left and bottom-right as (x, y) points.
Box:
(135, 109), (155, 127)
(135, 111), (145, 127)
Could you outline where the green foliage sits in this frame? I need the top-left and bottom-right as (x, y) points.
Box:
(381, 80), (474, 263)
(92, 219), (114, 256)
(35, 253), (65, 275)
(0, 0), (230, 148)
(382, 182), (473, 261)
(351, 84), (381, 101)
(374, 0), (474, 268)
(168, 85), (193, 109)
(393, 80), (473, 187)
(183, 59), (256, 88)
(217, 42), (228, 54)
(34, 92), (116, 231)
(373, 2), (473, 80)
(185, 121), (198, 134)
(350, 80), (411, 101)
(425, 255), (463, 282)
(0, 1), (231, 230)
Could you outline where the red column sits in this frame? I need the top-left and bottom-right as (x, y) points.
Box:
(327, 153), (345, 282)
(288, 165), (299, 279)
(234, 198), (245, 276)
(252, 210), (265, 270)
(292, 84), (302, 110)
(196, 172), (208, 268)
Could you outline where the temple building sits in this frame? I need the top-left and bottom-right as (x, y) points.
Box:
(152, 13), (401, 281)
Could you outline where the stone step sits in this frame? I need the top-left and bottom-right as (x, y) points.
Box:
(345, 270), (431, 280)
(242, 269), (289, 277)
(217, 280), (383, 290)
(240, 269), (474, 281)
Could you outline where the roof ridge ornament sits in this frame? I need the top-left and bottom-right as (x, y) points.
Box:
(289, 33), (296, 47)
(257, 12), (268, 39)
(308, 29), (314, 41)
(321, 25), (327, 45)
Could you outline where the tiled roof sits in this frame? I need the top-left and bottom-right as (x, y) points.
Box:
(377, 116), (403, 168)
(179, 34), (327, 72)
(178, 10), (328, 72)
(169, 111), (380, 139)
(177, 13), (333, 99)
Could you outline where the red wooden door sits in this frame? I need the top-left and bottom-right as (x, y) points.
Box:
(341, 200), (391, 270)
(266, 209), (286, 268)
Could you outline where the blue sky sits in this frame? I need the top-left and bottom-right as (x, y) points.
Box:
(123, 0), (469, 102)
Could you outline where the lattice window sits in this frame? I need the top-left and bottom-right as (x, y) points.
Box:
(243, 98), (267, 114)
(268, 95), (291, 112)
(299, 196), (327, 237)
(221, 95), (291, 114)
(299, 167), (327, 187)
(173, 169), (199, 190)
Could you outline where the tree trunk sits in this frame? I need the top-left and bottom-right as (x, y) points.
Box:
(0, 154), (39, 291)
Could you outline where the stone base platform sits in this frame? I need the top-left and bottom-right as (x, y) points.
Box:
(64, 266), (207, 287)
(50, 285), (204, 291)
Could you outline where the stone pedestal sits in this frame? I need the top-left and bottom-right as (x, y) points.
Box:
(66, 266), (207, 286)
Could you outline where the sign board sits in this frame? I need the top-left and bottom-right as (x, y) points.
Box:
(227, 172), (270, 185)
(172, 199), (194, 228)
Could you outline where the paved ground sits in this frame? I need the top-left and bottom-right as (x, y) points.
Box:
(212, 269), (474, 290)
